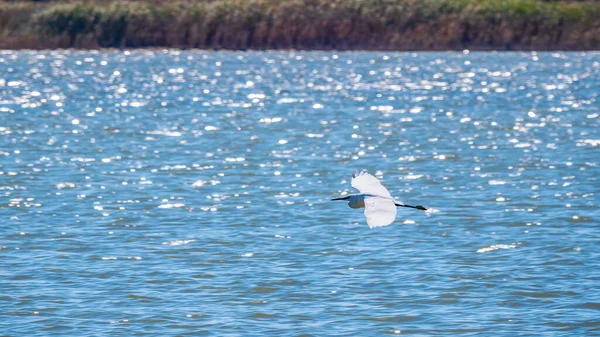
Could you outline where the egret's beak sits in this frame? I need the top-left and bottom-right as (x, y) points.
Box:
(331, 196), (350, 201)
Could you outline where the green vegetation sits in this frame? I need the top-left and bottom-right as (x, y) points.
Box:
(0, 0), (599, 50)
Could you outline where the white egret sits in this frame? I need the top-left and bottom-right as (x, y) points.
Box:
(331, 171), (427, 228)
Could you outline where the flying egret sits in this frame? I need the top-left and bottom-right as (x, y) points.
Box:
(331, 171), (427, 228)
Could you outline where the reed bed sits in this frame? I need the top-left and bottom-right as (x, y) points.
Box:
(0, 0), (598, 50)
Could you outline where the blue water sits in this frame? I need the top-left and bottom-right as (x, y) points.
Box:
(1, 50), (599, 336)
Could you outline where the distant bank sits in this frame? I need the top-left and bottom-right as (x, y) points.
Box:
(1, 0), (599, 50)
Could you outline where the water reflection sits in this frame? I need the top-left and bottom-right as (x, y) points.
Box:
(1, 50), (599, 336)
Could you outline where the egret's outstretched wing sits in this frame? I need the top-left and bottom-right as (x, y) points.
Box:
(364, 196), (397, 228)
(351, 171), (392, 198)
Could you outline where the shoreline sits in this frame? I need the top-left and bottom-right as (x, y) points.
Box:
(1, 48), (599, 53)
(1, 0), (599, 51)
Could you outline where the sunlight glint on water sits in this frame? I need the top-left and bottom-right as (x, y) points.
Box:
(1, 51), (599, 336)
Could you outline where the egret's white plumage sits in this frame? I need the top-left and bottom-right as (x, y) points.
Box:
(332, 171), (427, 228)
(363, 195), (397, 228)
(351, 171), (392, 198)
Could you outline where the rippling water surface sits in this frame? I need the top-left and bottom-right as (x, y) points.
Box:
(1, 51), (599, 336)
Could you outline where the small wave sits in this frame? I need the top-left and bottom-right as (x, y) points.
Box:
(158, 203), (186, 209)
(370, 105), (394, 112)
(192, 180), (220, 187)
(424, 207), (440, 213)
(160, 164), (188, 170)
(162, 240), (195, 246)
(259, 117), (283, 123)
(56, 182), (76, 189)
(276, 98), (299, 104)
(70, 157), (95, 162)
(477, 243), (517, 253)
(577, 139), (600, 147)
(146, 130), (182, 137)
